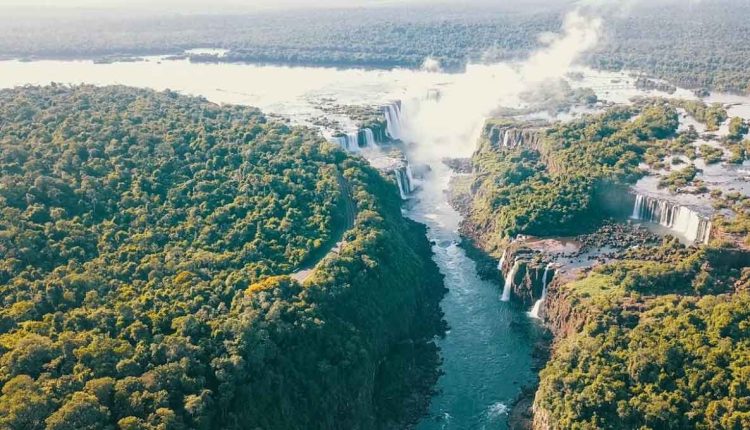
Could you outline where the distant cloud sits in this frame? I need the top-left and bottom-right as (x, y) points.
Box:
(0, 0), (444, 11)
(576, 0), (704, 14)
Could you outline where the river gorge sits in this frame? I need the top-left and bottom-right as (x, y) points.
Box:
(2, 54), (750, 429)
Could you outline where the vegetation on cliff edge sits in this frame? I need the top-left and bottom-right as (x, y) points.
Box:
(0, 85), (445, 429)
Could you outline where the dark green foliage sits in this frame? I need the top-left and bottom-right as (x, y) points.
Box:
(587, 0), (750, 94)
(0, 85), (343, 281)
(0, 86), (444, 429)
(0, 6), (560, 71)
(659, 164), (699, 191)
(537, 292), (750, 430)
(536, 238), (750, 429)
(466, 104), (678, 246)
(699, 144), (724, 164)
(669, 100), (728, 131)
(728, 117), (749, 141)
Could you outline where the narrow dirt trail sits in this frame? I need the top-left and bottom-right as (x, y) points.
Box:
(290, 172), (355, 283)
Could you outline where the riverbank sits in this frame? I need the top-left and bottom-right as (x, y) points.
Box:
(449, 102), (750, 428)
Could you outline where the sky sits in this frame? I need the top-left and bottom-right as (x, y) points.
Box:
(0, 0), (570, 12)
(0, 0), (451, 9)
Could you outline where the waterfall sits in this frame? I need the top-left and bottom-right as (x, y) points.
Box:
(500, 129), (525, 148)
(497, 249), (507, 271)
(348, 132), (360, 151)
(529, 263), (554, 319)
(364, 128), (376, 148)
(333, 131), (366, 151)
(384, 101), (402, 140)
(501, 260), (520, 302)
(335, 132), (359, 151)
(394, 167), (412, 200)
(406, 164), (416, 187)
(631, 194), (644, 219)
(631, 193), (712, 244)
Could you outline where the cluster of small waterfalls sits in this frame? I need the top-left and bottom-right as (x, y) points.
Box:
(333, 128), (377, 151)
(500, 128), (539, 149)
(383, 101), (415, 199)
(499, 195), (713, 315)
(331, 101), (403, 151)
(499, 256), (555, 319)
(631, 194), (712, 244)
(496, 193), (714, 319)
(486, 125), (544, 150)
(331, 101), (416, 200)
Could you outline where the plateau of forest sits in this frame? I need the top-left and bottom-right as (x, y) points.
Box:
(0, 85), (445, 430)
(456, 101), (750, 429)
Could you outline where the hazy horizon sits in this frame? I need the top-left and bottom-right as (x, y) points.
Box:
(0, 0), (574, 14)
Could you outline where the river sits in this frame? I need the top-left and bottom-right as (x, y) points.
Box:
(2, 56), (747, 429)
(406, 162), (541, 429)
(0, 56), (546, 429)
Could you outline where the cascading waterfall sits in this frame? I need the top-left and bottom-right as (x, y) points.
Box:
(529, 263), (554, 319)
(363, 128), (376, 148)
(632, 194), (644, 220)
(406, 164), (416, 186)
(334, 132), (362, 151)
(394, 166), (412, 200)
(347, 132), (359, 150)
(335, 128), (380, 151)
(383, 101), (403, 140)
(631, 193), (712, 244)
(334, 135), (348, 150)
(501, 260), (520, 302)
(502, 130), (512, 147)
(497, 249), (508, 271)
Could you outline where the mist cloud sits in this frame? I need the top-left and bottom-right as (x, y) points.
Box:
(576, 0), (704, 16)
(421, 57), (444, 73)
(400, 7), (602, 168)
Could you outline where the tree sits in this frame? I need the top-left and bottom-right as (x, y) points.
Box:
(45, 392), (112, 430)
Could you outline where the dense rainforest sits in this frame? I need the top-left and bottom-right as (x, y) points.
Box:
(454, 102), (750, 429)
(0, 85), (445, 429)
(464, 102), (679, 250)
(3, 1), (750, 92)
(535, 243), (750, 429)
(463, 97), (750, 251)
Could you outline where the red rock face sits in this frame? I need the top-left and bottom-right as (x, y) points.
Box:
(536, 277), (587, 339)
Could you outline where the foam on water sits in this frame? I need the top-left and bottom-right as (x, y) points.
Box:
(486, 402), (509, 419)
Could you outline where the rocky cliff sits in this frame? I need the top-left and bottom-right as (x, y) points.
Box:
(479, 121), (547, 154)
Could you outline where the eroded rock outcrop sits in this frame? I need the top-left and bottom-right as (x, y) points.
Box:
(497, 245), (554, 309)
